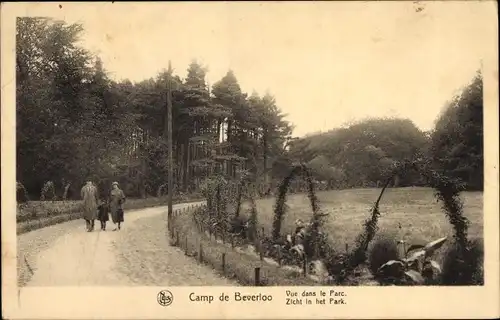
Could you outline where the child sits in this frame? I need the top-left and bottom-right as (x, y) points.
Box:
(97, 199), (110, 231)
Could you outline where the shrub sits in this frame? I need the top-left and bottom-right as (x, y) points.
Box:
(40, 181), (57, 201)
(157, 183), (168, 197)
(368, 234), (400, 275)
(272, 164), (302, 240)
(246, 197), (259, 243)
(17, 182), (29, 203)
(228, 215), (248, 237)
(348, 176), (392, 270)
(440, 237), (484, 285)
(234, 170), (253, 218)
(375, 236), (448, 285)
(272, 163), (330, 257)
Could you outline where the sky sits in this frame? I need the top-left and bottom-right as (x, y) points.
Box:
(11, 1), (496, 137)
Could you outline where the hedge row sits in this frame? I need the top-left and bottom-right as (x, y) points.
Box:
(17, 196), (204, 235)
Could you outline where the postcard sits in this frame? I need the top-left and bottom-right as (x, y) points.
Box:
(2, 1), (499, 319)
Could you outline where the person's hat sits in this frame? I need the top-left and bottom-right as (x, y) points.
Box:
(112, 181), (119, 186)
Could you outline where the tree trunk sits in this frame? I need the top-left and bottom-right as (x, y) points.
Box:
(263, 130), (269, 187)
(183, 140), (190, 191)
(393, 175), (400, 188)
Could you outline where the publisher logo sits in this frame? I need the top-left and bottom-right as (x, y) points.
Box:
(157, 290), (173, 307)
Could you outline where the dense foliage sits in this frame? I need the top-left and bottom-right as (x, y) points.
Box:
(16, 18), (292, 199)
(429, 71), (483, 191)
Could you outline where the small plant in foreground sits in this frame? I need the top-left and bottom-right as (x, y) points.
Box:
(368, 235), (400, 275)
(440, 237), (484, 285)
(375, 236), (447, 285)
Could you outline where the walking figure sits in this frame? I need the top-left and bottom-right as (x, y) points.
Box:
(109, 181), (126, 231)
(80, 179), (98, 232)
(97, 199), (110, 231)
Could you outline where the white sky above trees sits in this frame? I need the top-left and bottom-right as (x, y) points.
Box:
(13, 1), (495, 137)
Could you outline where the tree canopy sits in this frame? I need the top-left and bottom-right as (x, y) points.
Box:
(16, 17), (483, 199)
(16, 18), (293, 199)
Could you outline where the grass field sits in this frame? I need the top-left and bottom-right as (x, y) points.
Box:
(168, 186), (483, 286)
(242, 187), (483, 264)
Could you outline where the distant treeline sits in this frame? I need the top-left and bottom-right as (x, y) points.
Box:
(16, 17), (483, 201)
(287, 71), (483, 191)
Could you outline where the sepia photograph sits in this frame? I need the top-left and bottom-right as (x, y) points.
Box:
(2, 1), (499, 319)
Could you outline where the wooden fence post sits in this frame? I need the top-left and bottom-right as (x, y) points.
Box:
(259, 241), (264, 261)
(176, 231), (180, 246)
(231, 234), (234, 248)
(345, 243), (349, 254)
(254, 267), (261, 286)
(185, 236), (188, 255)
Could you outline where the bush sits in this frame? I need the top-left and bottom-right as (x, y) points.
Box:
(17, 195), (204, 235)
(40, 181), (57, 201)
(228, 215), (248, 238)
(368, 234), (400, 275)
(17, 182), (29, 203)
(440, 238), (484, 285)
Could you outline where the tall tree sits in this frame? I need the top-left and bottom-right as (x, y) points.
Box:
(211, 70), (247, 176)
(430, 71), (483, 190)
(16, 17), (93, 195)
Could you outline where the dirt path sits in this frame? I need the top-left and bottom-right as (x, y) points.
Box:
(18, 202), (236, 286)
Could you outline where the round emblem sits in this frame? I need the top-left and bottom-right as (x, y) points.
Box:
(157, 290), (173, 306)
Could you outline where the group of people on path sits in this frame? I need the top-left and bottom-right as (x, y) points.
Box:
(80, 180), (126, 232)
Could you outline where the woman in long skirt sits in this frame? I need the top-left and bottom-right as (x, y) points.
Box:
(109, 181), (126, 231)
